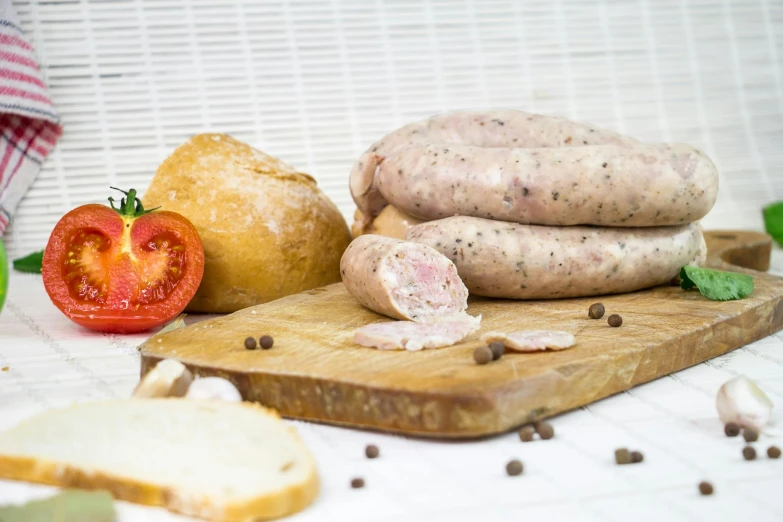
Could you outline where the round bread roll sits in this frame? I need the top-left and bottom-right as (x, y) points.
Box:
(144, 134), (351, 313)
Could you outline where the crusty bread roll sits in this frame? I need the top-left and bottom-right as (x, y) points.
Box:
(351, 205), (423, 240)
(144, 134), (351, 313)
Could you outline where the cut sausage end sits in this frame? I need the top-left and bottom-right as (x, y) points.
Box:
(341, 234), (470, 322)
(385, 244), (468, 321)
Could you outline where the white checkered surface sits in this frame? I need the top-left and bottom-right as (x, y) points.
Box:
(0, 251), (782, 521)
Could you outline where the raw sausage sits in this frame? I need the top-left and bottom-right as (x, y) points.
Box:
(406, 216), (706, 299)
(379, 143), (718, 227)
(340, 234), (469, 321)
(481, 331), (576, 352)
(354, 316), (481, 351)
(350, 110), (638, 224)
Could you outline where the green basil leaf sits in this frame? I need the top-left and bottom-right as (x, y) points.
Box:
(763, 201), (783, 247)
(12, 250), (44, 274)
(0, 489), (115, 522)
(680, 265), (754, 301)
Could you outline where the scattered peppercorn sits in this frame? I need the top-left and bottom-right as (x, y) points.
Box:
(473, 346), (493, 365)
(365, 444), (379, 459)
(260, 335), (274, 349)
(742, 446), (757, 461)
(615, 448), (631, 465)
(506, 459), (523, 476)
(534, 421), (555, 440)
(607, 314), (623, 327)
(489, 342), (505, 360)
(767, 446), (781, 459)
(518, 425), (535, 442)
(743, 427), (759, 442)
(243, 337), (257, 350)
(631, 451), (644, 463)
(588, 303), (605, 319)
(724, 422), (740, 437)
(698, 481), (714, 495)
(350, 478), (365, 489)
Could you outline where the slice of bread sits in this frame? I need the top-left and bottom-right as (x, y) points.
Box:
(0, 399), (318, 521)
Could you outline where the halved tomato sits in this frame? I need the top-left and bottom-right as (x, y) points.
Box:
(42, 188), (204, 333)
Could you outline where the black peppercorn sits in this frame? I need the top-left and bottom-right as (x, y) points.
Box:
(518, 426), (535, 442)
(365, 445), (379, 459)
(743, 427), (759, 442)
(724, 422), (740, 437)
(260, 335), (274, 349)
(506, 459), (523, 476)
(534, 421), (555, 440)
(607, 314), (623, 327)
(767, 446), (781, 459)
(698, 481), (714, 495)
(244, 337), (257, 350)
(615, 448), (631, 465)
(489, 342), (505, 360)
(350, 477), (365, 489)
(588, 303), (605, 319)
(743, 446), (757, 461)
(473, 346), (493, 365)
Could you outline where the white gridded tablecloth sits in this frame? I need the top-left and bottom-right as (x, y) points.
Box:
(0, 249), (782, 522)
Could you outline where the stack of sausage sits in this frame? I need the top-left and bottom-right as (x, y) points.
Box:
(348, 110), (717, 300)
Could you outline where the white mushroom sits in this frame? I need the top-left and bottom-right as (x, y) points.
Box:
(185, 377), (242, 402)
(716, 375), (773, 429)
(133, 359), (193, 398)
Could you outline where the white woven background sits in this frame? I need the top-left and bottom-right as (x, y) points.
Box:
(2, 1), (783, 521)
(3, 0), (783, 256)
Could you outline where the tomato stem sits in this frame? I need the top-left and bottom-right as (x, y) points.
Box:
(108, 187), (159, 218)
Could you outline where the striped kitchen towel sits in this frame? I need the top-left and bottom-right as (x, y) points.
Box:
(0, 1), (61, 235)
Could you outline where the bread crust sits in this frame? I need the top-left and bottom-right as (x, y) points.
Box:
(144, 134), (351, 313)
(0, 400), (319, 521)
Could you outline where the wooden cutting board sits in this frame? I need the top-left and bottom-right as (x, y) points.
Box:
(140, 230), (783, 438)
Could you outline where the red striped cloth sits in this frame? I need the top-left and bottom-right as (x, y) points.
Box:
(0, 3), (61, 235)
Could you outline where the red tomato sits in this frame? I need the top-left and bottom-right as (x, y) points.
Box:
(42, 188), (204, 333)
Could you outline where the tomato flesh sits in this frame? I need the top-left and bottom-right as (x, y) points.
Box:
(63, 228), (187, 308)
(136, 232), (187, 305)
(63, 229), (111, 304)
(43, 204), (204, 333)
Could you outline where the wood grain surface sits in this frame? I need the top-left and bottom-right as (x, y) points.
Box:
(139, 230), (783, 438)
